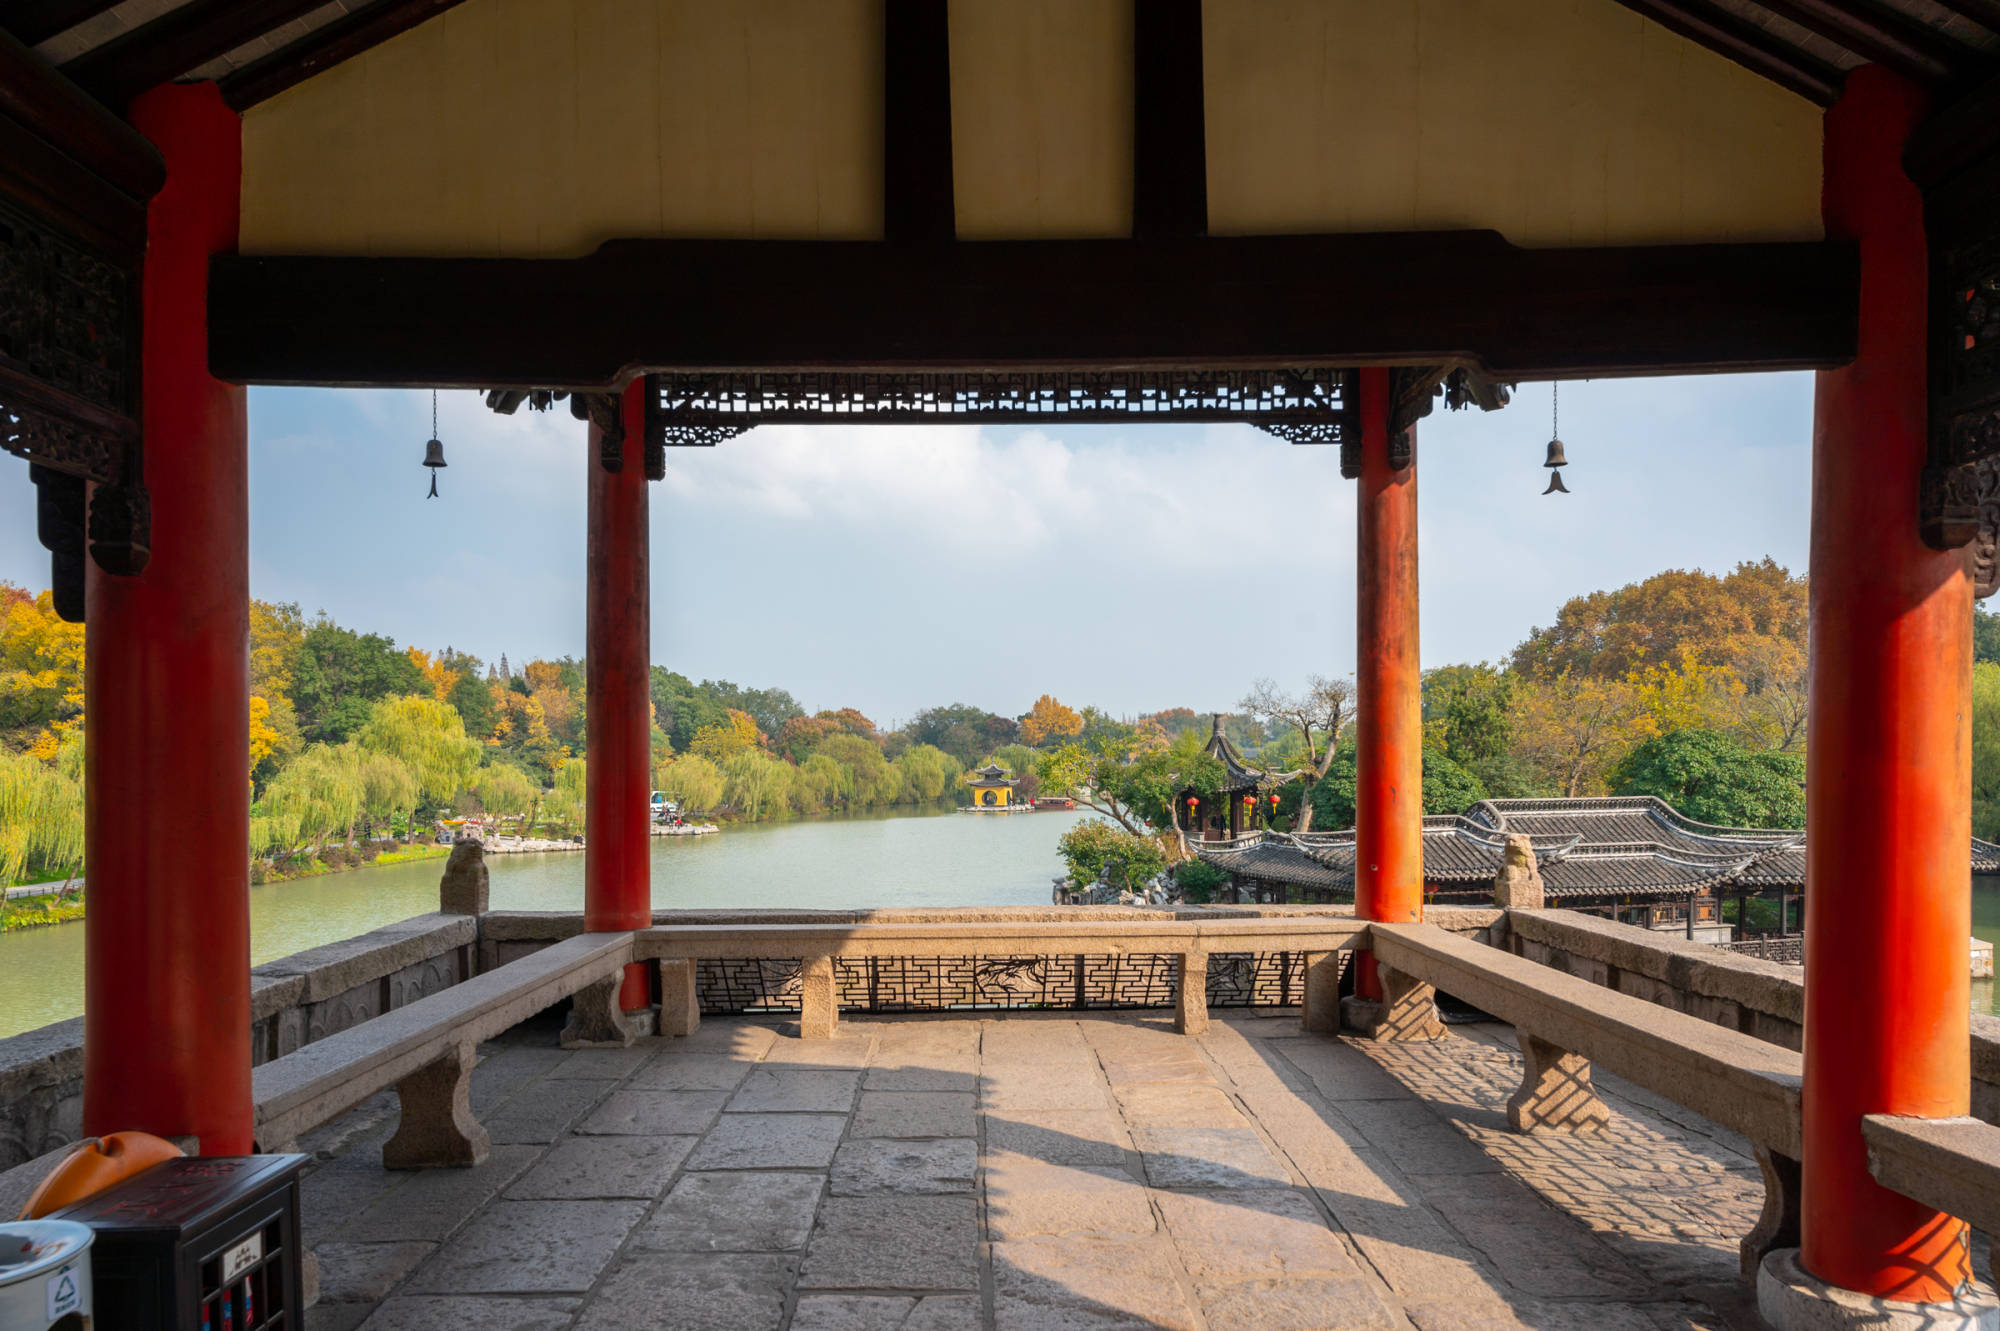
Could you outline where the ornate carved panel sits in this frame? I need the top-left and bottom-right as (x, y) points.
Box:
(648, 369), (1354, 450)
(1924, 153), (2000, 597)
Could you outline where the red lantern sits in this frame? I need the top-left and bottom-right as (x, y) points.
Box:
(1188, 797), (1199, 809)
(1268, 794), (1279, 807)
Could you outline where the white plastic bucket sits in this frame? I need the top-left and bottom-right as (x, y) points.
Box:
(0, 1221), (93, 1329)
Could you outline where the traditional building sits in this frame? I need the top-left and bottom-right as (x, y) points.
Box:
(1196, 796), (2000, 947)
(963, 762), (1017, 809)
(1178, 715), (1278, 841)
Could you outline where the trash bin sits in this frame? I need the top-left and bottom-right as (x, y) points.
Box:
(0, 1219), (94, 1329)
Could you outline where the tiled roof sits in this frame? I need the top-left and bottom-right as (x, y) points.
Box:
(1201, 715), (1268, 794)
(1192, 795), (2000, 900)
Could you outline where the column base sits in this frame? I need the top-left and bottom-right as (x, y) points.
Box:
(1758, 1249), (1997, 1331)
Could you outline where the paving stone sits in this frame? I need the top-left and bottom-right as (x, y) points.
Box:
(727, 1068), (862, 1113)
(483, 1077), (614, 1144)
(686, 1113), (849, 1170)
(1195, 1276), (1401, 1331)
(307, 1304), (372, 1331)
(763, 1033), (875, 1068)
(984, 1155), (1155, 1240)
(469, 1047), (572, 1112)
(798, 1195), (981, 1291)
(676, 1020), (779, 1060)
(993, 1233), (1201, 1331)
(853, 1091), (977, 1138)
(1113, 1083), (1243, 1128)
(791, 1294), (983, 1331)
(632, 1170), (826, 1252)
(1196, 1024), (1303, 1094)
(1099, 1048), (1216, 1086)
(545, 1045), (657, 1078)
(582, 1252), (796, 1330)
(631, 1054), (758, 1091)
(356, 1296), (579, 1331)
(313, 1241), (434, 1303)
(1401, 1298), (1674, 1330)
(864, 1052), (979, 1092)
(832, 1138), (977, 1195)
(982, 1110), (1131, 1165)
(301, 1157), (404, 1242)
(340, 1145), (540, 1243)
(1155, 1188), (1355, 1282)
(1277, 1039), (1419, 1101)
(406, 1199), (646, 1294)
(505, 1134), (695, 1199)
(1334, 1097), (1504, 1177)
(1132, 1125), (1293, 1188)
(575, 1089), (729, 1136)
(981, 1069), (1110, 1112)
(1411, 1172), (1655, 1299)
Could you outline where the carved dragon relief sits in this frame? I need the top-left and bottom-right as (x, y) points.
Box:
(1340, 364), (1512, 479)
(484, 386), (662, 479)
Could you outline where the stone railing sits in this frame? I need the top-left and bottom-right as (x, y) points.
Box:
(0, 913), (475, 1169)
(1490, 908), (2000, 1127)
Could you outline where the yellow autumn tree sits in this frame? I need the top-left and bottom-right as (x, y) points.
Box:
(690, 708), (765, 762)
(406, 646), (462, 702)
(0, 585), (85, 756)
(1020, 694), (1083, 746)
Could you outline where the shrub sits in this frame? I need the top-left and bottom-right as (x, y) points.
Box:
(1057, 820), (1169, 890)
(1175, 858), (1230, 904)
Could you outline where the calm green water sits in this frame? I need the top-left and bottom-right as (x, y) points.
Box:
(0, 806), (1084, 1038)
(1975, 878), (1999, 1018)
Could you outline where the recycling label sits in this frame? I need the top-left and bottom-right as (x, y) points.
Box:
(46, 1262), (84, 1319)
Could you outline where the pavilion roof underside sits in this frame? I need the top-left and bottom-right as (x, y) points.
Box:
(1193, 795), (2000, 897)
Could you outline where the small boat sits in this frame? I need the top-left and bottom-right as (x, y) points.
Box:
(1033, 796), (1077, 811)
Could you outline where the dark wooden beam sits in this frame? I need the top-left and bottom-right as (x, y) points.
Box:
(1132, 0), (1206, 239)
(1752, 0), (1972, 87)
(59, 0), (331, 108)
(882, 0), (953, 245)
(208, 232), (1858, 389)
(220, 0), (470, 111)
(1907, 69), (2000, 186)
(3, 0), (123, 48)
(1613, 0), (1844, 103)
(1927, 0), (2000, 34)
(0, 27), (162, 202)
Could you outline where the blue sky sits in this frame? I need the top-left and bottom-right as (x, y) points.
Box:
(0, 373), (1812, 725)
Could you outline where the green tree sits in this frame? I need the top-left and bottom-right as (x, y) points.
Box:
(1240, 678), (1354, 832)
(1300, 745), (1489, 830)
(724, 749), (793, 820)
(1970, 662), (2000, 841)
(1977, 607), (2000, 668)
(292, 616), (425, 744)
(444, 652), (497, 739)
(0, 730), (84, 885)
(893, 743), (958, 803)
(550, 757), (588, 835)
(259, 742), (364, 862)
(473, 761), (538, 823)
(659, 754), (726, 813)
(907, 704), (1021, 769)
(1609, 728), (1806, 828)
(355, 695), (481, 812)
(1055, 820), (1169, 890)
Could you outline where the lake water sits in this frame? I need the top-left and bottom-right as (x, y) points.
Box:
(0, 812), (1993, 1038)
(0, 806), (1083, 1037)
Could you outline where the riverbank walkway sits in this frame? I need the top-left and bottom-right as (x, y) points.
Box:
(295, 1007), (1822, 1331)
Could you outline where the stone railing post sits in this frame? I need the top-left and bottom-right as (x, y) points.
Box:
(438, 837), (488, 916)
(382, 1040), (489, 1170)
(658, 959), (700, 1038)
(1742, 1145), (1802, 1283)
(1176, 949), (1209, 1035)
(799, 957), (838, 1039)
(1301, 951), (1342, 1033)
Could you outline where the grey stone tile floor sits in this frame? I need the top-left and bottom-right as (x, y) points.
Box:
(297, 1007), (1787, 1331)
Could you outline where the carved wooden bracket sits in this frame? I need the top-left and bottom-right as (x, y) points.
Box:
(487, 386), (661, 479)
(1922, 150), (2000, 598)
(1342, 364), (1512, 479)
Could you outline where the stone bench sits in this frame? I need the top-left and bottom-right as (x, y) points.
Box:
(252, 931), (636, 1169)
(1368, 921), (1804, 1278)
(636, 917), (1369, 1040)
(1863, 1114), (2000, 1287)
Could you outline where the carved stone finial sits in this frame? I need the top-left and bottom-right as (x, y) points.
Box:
(1493, 834), (1546, 910)
(438, 837), (489, 915)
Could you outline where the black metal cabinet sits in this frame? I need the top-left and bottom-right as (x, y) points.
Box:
(51, 1154), (308, 1330)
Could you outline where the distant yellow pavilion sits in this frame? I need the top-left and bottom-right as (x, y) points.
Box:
(964, 763), (1017, 809)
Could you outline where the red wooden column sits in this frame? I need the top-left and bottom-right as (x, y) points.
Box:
(83, 83), (251, 1154)
(585, 381), (653, 1009)
(1353, 367), (1424, 999)
(1801, 66), (1972, 1301)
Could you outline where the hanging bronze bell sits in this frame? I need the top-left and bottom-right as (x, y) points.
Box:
(1543, 437), (1568, 469)
(422, 437), (446, 498)
(1543, 470), (1569, 494)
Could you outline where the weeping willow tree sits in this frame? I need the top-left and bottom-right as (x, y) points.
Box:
(549, 757), (587, 835)
(0, 731), (84, 886)
(355, 695), (480, 819)
(658, 754), (725, 814)
(257, 742), (363, 864)
(473, 763), (538, 825)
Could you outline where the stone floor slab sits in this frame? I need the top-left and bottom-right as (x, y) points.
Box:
(831, 1138), (978, 1195)
(630, 1053), (758, 1092)
(675, 1021), (779, 1060)
(339, 1145), (540, 1243)
(1155, 1187), (1356, 1283)
(1195, 1275), (1402, 1331)
(545, 1045), (656, 1079)
(686, 1113), (849, 1170)
(1412, 1171), (1656, 1300)
(313, 1241), (435, 1304)
(982, 1109), (1131, 1165)
(355, 1295), (579, 1330)
(791, 1294), (983, 1331)
(864, 1056), (979, 1092)
(727, 1068), (862, 1113)
(575, 1089), (729, 1136)
(993, 1233), (1201, 1331)
(1099, 1048), (1216, 1086)
(1133, 1125), (1293, 1189)
(582, 1252), (796, 1331)
(852, 1090), (977, 1138)
(632, 1170), (826, 1252)
(798, 1196), (981, 1291)
(1276, 1038), (1421, 1102)
(483, 1077), (615, 1145)
(984, 1156), (1155, 1240)
(504, 1134), (695, 1199)
(981, 1070), (1110, 1112)
(1335, 1096), (1505, 1178)
(1113, 1082), (1243, 1128)
(762, 1032), (876, 1068)
(407, 1199), (646, 1294)
(469, 1047), (572, 1113)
